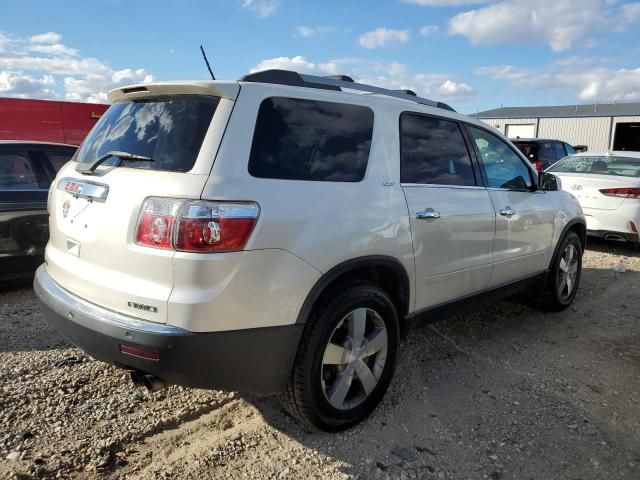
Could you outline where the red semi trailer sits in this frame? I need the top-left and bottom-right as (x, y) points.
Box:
(0, 97), (108, 146)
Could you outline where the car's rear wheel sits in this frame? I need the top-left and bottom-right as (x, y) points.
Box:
(532, 231), (583, 311)
(280, 283), (399, 431)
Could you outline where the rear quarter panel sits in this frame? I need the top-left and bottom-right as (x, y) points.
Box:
(201, 84), (417, 312)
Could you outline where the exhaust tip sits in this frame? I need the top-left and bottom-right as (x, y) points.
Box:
(604, 234), (626, 242)
(130, 370), (145, 388)
(130, 371), (167, 392)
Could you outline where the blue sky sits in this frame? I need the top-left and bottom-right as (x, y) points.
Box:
(2, 0), (640, 112)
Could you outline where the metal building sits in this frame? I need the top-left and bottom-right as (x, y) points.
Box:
(473, 102), (640, 152)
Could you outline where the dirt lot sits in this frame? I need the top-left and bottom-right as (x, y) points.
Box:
(1, 239), (639, 480)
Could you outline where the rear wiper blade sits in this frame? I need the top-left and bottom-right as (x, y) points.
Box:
(76, 151), (153, 175)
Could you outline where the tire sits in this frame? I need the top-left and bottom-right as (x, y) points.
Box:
(532, 231), (583, 311)
(280, 283), (400, 432)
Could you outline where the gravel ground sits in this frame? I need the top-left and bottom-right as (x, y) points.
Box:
(1, 238), (639, 480)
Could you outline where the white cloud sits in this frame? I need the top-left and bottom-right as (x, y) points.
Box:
(438, 79), (474, 96)
(358, 28), (410, 49)
(0, 32), (153, 103)
(250, 56), (475, 101)
(29, 32), (62, 45)
(296, 26), (331, 38)
(420, 25), (439, 36)
(404, 0), (493, 5)
(249, 56), (340, 75)
(240, 0), (279, 17)
(475, 60), (640, 102)
(0, 71), (56, 99)
(64, 68), (152, 103)
(449, 0), (640, 52)
(29, 43), (79, 57)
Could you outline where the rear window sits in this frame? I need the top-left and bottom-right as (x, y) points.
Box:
(248, 97), (374, 182)
(76, 96), (218, 172)
(548, 155), (640, 177)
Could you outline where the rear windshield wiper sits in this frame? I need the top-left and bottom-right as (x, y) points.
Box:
(76, 151), (153, 175)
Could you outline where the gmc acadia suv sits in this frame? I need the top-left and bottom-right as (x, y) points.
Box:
(34, 70), (586, 431)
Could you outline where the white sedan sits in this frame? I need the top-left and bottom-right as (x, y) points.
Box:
(546, 151), (640, 246)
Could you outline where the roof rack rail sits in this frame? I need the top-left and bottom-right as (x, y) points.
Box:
(239, 69), (455, 112)
(395, 89), (416, 97)
(324, 74), (354, 82)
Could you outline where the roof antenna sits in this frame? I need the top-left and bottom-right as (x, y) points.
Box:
(199, 45), (215, 80)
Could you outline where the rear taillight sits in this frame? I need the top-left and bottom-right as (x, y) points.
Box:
(599, 188), (640, 198)
(135, 198), (181, 250)
(532, 160), (544, 171)
(135, 198), (260, 253)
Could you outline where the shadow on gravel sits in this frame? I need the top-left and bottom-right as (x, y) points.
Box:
(586, 236), (639, 257)
(0, 285), (70, 353)
(248, 266), (640, 480)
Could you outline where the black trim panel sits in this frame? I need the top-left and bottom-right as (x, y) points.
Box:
(405, 272), (546, 330)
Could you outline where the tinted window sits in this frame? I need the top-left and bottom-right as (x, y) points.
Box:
(76, 96), (218, 172)
(248, 97), (373, 182)
(564, 143), (576, 155)
(0, 152), (38, 190)
(45, 148), (76, 173)
(468, 127), (533, 190)
(513, 142), (538, 160)
(538, 142), (556, 163)
(548, 155), (640, 177)
(553, 142), (567, 159)
(400, 113), (476, 186)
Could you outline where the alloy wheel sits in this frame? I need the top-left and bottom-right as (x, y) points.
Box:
(557, 243), (579, 300)
(320, 308), (388, 410)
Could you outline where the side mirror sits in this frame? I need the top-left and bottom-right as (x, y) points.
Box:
(539, 171), (561, 191)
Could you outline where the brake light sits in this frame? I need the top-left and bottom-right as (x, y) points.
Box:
(599, 188), (640, 198)
(135, 198), (181, 250)
(135, 198), (260, 252)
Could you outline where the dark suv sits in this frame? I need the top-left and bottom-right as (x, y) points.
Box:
(0, 141), (76, 285)
(512, 138), (576, 171)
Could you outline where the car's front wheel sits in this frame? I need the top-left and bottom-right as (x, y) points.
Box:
(532, 230), (583, 311)
(280, 283), (399, 431)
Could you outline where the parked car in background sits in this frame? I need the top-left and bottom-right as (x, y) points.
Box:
(0, 98), (108, 146)
(546, 152), (640, 246)
(512, 138), (576, 171)
(0, 141), (77, 286)
(35, 70), (585, 431)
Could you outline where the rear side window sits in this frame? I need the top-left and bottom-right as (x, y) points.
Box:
(400, 113), (476, 186)
(248, 97), (373, 182)
(76, 96), (218, 172)
(0, 152), (38, 191)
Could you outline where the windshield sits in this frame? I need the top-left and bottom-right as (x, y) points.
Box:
(548, 155), (640, 177)
(76, 95), (219, 172)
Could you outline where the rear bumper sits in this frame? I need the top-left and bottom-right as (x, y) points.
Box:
(34, 265), (302, 395)
(587, 229), (639, 243)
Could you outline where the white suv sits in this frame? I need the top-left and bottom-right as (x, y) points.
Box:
(34, 70), (586, 431)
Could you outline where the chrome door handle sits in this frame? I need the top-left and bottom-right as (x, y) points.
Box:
(416, 209), (441, 220)
(499, 207), (516, 217)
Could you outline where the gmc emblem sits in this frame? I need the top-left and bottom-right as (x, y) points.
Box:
(127, 302), (158, 313)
